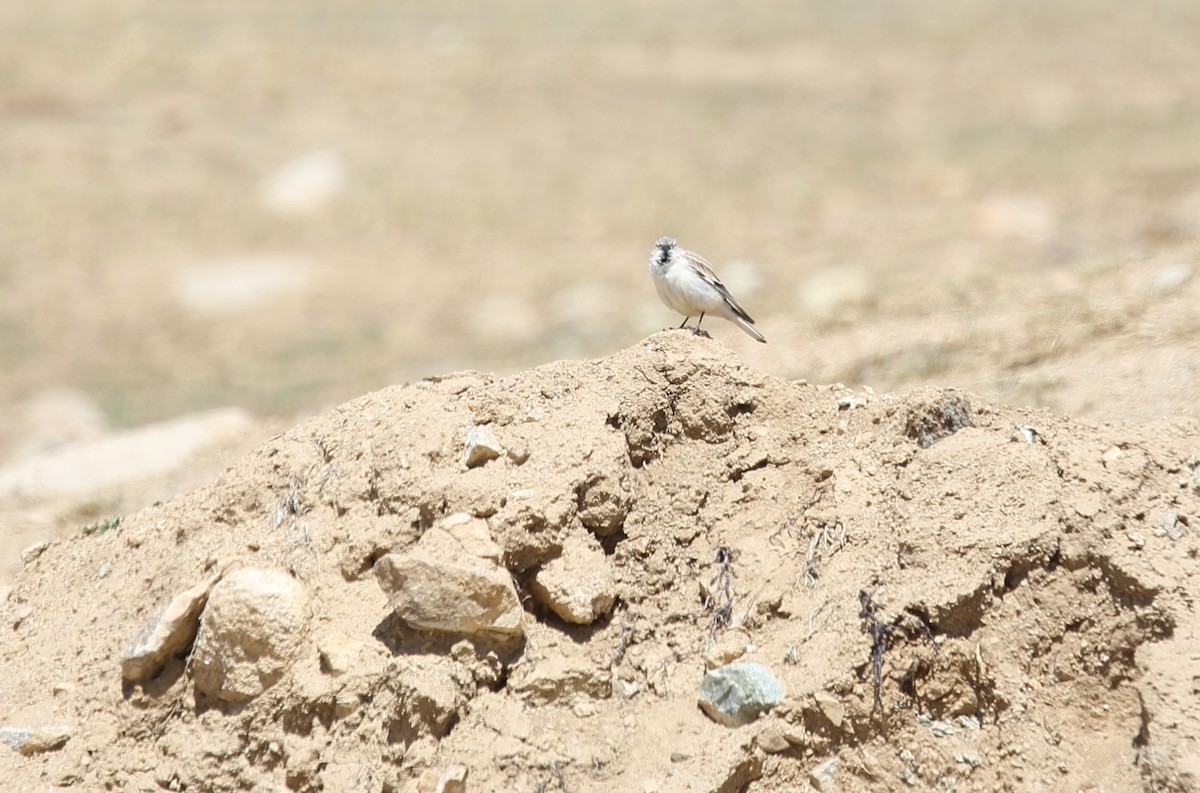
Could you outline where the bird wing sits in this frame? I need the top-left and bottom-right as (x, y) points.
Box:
(682, 249), (757, 323)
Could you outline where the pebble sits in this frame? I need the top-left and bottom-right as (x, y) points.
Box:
(0, 724), (72, 755)
(809, 757), (840, 791)
(955, 751), (982, 768)
(20, 542), (49, 566)
(464, 425), (503, 468)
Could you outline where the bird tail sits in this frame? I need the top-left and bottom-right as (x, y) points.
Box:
(731, 313), (767, 343)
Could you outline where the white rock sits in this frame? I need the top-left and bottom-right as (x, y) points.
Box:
(375, 529), (522, 639)
(192, 568), (311, 702)
(123, 567), (225, 683)
(260, 149), (347, 216)
(528, 537), (615, 625)
(463, 425), (503, 469)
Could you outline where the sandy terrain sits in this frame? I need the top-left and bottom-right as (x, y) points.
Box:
(2, 333), (1199, 792)
(1, 1), (1199, 791)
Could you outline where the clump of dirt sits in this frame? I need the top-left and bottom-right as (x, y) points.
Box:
(2, 332), (1199, 792)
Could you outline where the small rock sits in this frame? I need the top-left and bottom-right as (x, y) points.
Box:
(954, 751), (982, 768)
(1166, 513), (1185, 541)
(808, 757), (840, 791)
(837, 395), (866, 411)
(0, 724), (71, 755)
(11, 604), (33, 629)
(755, 726), (790, 754)
(917, 713), (957, 737)
(435, 764), (468, 793)
(704, 629), (752, 669)
(698, 663), (785, 727)
(123, 566), (225, 683)
(813, 691), (845, 730)
(192, 568), (311, 703)
(20, 541), (49, 566)
(317, 633), (382, 677)
(1071, 493), (1102, 519)
(440, 513), (502, 562)
(464, 425), (503, 468)
(528, 537), (615, 625)
(904, 392), (973, 449)
(375, 529), (523, 638)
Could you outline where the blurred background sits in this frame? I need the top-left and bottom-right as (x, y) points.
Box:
(1, 0), (1198, 577)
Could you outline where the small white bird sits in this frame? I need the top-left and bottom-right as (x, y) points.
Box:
(648, 236), (766, 343)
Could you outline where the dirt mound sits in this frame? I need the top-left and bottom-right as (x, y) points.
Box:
(2, 333), (1198, 792)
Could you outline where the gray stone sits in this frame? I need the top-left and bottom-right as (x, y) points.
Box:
(464, 425), (503, 468)
(123, 566), (225, 683)
(375, 529), (523, 638)
(192, 567), (311, 703)
(698, 663), (785, 727)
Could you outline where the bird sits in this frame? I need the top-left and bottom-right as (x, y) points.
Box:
(648, 236), (766, 343)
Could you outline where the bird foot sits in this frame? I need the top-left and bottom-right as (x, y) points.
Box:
(685, 326), (712, 340)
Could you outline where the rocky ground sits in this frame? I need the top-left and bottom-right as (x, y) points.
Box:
(2, 333), (1198, 792)
(1, 1), (1199, 791)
